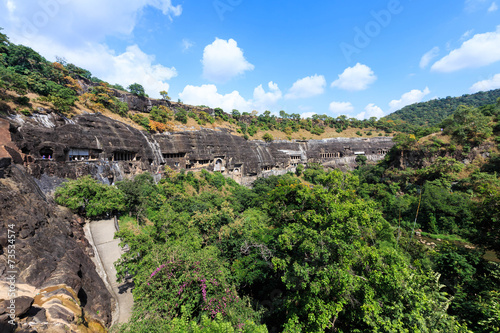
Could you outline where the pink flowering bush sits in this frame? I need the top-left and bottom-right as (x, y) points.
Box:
(131, 244), (261, 329)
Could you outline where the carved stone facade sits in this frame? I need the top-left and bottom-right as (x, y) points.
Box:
(4, 113), (394, 188)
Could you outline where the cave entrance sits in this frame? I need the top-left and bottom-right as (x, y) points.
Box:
(214, 158), (224, 172)
(113, 151), (136, 162)
(40, 147), (53, 159)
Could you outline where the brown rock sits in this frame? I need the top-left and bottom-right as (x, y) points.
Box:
(47, 305), (74, 323)
(0, 165), (112, 327)
(0, 314), (16, 333)
(0, 296), (33, 317)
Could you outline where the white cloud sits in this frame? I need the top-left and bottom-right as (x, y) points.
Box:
(1, 0), (182, 46)
(285, 75), (326, 99)
(178, 81), (283, 114)
(99, 45), (177, 97)
(252, 81), (282, 111)
(389, 87), (431, 112)
(356, 104), (385, 120)
(329, 101), (354, 114)
(179, 84), (252, 113)
(182, 39), (194, 52)
(331, 63), (377, 91)
(470, 73), (500, 92)
(489, 2), (499, 11)
(431, 26), (500, 72)
(0, 0), (182, 98)
(202, 38), (254, 83)
(301, 112), (317, 119)
(420, 47), (440, 69)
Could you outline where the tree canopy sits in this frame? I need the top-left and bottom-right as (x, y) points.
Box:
(128, 83), (146, 97)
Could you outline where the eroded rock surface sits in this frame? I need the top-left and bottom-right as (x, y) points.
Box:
(0, 164), (111, 332)
(6, 112), (394, 188)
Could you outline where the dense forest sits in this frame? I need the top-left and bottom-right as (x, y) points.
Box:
(384, 90), (500, 127)
(54, 100), (500, 332)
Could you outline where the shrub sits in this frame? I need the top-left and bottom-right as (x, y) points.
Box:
(55, 176), (125, 218)
(16, 96), (30, 106)
(132, 114), (150, 130)
(175, 108), (188, 124)
(295, 164), (304, 176)
(20, 108), (31, 116)
(262, 133), (273, 142)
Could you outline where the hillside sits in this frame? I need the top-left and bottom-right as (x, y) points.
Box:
(385, 89), (500, 127)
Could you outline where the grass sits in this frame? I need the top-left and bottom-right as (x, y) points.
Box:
(119, 215), (142, 235)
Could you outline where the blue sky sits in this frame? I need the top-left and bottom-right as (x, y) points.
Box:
(1, 0), (500, 119)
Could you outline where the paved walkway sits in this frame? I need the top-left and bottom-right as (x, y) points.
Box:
(87, 219), (134, 325)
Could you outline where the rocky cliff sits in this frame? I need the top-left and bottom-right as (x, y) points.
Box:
(5, 111), (394, 188)
(0, 165), (112, 332)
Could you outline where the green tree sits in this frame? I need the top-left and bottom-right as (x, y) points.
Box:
(214, 108), (224, 119)
(116, 243), (263, 330)
(160, 90), (171, 100)
(443, 106), (492, 144)
(231, 109), (241, 120)
(132, 114), (150, 130)
(264, 177), (464, 332)
(116, 173), (156, 222)
(65, 63), (92, 80)
(355, 154), (367, 166)
(113, 313), (268, 333)
(0, 27), (9, 53)
(0, 67), (28, 94)
(111, 83), (126, 91)
(128, 83), (146, 97)
(55, 176), (125, 218)
(475, 181), (500, 256)
(295, 164), (304, 176)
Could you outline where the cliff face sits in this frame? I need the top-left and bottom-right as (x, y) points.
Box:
(390, 142), (495, 171)
(0, 117), (113, 332)
(0, 165), (112, 332)
(6, 112), (394, 188)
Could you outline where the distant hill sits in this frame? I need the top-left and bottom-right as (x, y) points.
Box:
(384, 89), (500, 127)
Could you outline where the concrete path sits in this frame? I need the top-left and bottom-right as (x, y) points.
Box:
(87, 219), (134, 325)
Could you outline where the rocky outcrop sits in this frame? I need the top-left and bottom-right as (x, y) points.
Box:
(6, 112), (394, 188)
(391, 141), (495, 171)
(0, 164), (112, 332)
